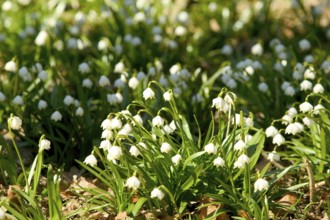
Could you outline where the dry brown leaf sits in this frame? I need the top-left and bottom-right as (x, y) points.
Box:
(272, 192), (298, 217)
(115, 211), (128, 220)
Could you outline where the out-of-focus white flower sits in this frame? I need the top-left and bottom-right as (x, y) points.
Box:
(234, 154), (250, 168)
(84, 154), (97, 166)
(313, 104), (325, 115)
(151, 188), (165, 200)
(304, 68), (315, 80)
(82, 78), (93, 88)
(212, 97), (229, 113)
(287, 107), (298, 117)
(284, 86), (295, 96)
(128, 77), (139, 89)
(137, 71), (146, 80)
(299, 39), (311, 51)
(299, 102), (313, 113)
(177, 11), (189, 24)
(265, 126), (278, 137)
(304, 55), (314, 63)
(300, 80), (312, 91)
(51, 111), (62, 121)
(114, 62), (125, 73)
(272, 134), (285, 146)
(75, 107), (84, 116)
(35, 30), (48, 46)
(163, 91), (172, 101)
(204, 143), (217, 154)
(172, 154), (182, 165)
(0, 92), (6, 102)
(13, 96), (24, 105)
(143, 88), (155, 100)
(258, 82), (268, 92)
(221, 44), (233, 56)
(303, 117), (314, 127)
(114, 78), (126, 89)
(4, 60), (17, 72)
(268, 151), (280, 162)
(107, 146), (123, 161)
(251, 43), (263, 55)
(39, 138), (51, 151)
(161, 142), (172, 153)
(208, 2), (217, 12)
(213, 157), (225, 167)
(63, 95), (74, 106)
(234, 140), (246, 151)
(38, 100), (47, 110)
(174, 26), (186, 36)
(8, 115), (22, 130)
(285, 122), (304, 135)
(254, 178), (269, 192)
(99, 75), (110, 87)
(244, 118), (254, 127)
(313, 84), (324, 94)
(78, 62), (90, 73)
(125, 176), (140, 190)
(281, 115), (292, 125)
(132, 115), (143, 126)
(129, 145), (140, 157)
(38, 70), (48, 81)
(152, 116), (165, 127)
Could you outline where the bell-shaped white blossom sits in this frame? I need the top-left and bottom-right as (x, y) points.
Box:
(107, 146), (123, 161)
(234, 140), (247, 151)
(300, 80), (312, 91)
(143, 88), (155, 100)
(51, 111), (62, 122)
(151, 188), (165, 200)
(78, 62), (90, 74)
(299, 102), (313, 113)
(272, 134), (285, 146)
(212, 97), (229, 113)
(171, 154), (182, 165)
(84, 154), (97, 166)
(267, 151), (280, 162)
(13, 96), (24, 105)
(129, 145), (141, 157)
(98, 75), (110, 87)
(125, 176), (140, 190)
(4, 60), (17, 72)
(303, 117), (314, 127)
(163, 91), (172, 101)
(63, 95), (74, 106)
(234, 154), (250, 168)
(254, 178), (269, 192)
(161, 142), (172, 153)
(152, 116), (165, 127)
(82, 78), (93, 88)
(8, 115), (22, 130)
(213, 157), (225, 167)
(39, 138), (51, 151)
(204, 143), (217, 154)
(265, 126), (278, 137)
(75, 107), (84, 116)
(313, 84), (324, 94)
(285, 122), (304, 135)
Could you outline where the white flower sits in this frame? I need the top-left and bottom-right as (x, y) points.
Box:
(136, 71), (146, 80)
(254, 178), (269, 192)
(114, 78), (126, 89)
(39, 138), (51, 151)
(272, 134), (285, 146)
(13, 95), (24, 105)
(101, 119), (111, 130)
(0, 92), (6, 102)
(51, 111), (62, 121)
(234, 140), (246, 151)
(299, 102), (313, 113)
(143, 88), (155, 100)
(304, 68), (315, 80)
(98, 75), (110, 87)
(37, 100), (47, 110)
(151, 188), (165, 200)
(300, 80), (312, 91)
(281, 115), (292, 125)
(265, 126), (278, 137)
(251, 43), (263, 55)
(224, 92), (237, 105)
(101, 130), (113, 140)
(78, 62), (90, 73)
(258, 82), (268, 92)
(313, 104), (325, 115)
(212, 97), (229, 113)
(213, 157), (225, 167)
(8, 116), (22, 130)
(313, 84), (324, 94)
(221, 44), (233, 56)
(84, 154), (97, 166)
(284, 86), (295, 96)
(161, 142), (172, 153)
(244, 118), (254, 127)
(63, 95), (74, 106)
(38, 70), (48, 81)
(267, 151), (280, 162)
(110, 118), (123, 130)
(35, 30), (48, 46)
(82, 78), (93, 88)
(299, 39), (311, 51)
(163, 91), (172, 101)
(204, 143), (217, 154)
(285, 122), (304, 135)
(125, 176), (140, 190)
(128, 77), (139, 89)
(118, 124), (132, 136)
(234, 154), (250, 168)
(132, 115), (143, 126)
(100, 140), (111, 150)
(152, 116), (165, 127)
(172, 154), (182, 165)
(5, 60), (17, 72)
(129, 145), (140, 157)
(107, 146), (123, 161)
(303, 117), (314, 127)
(281, 81), (290, 91)
(75, 107), (84, 116)
(163, 125), (175, 134)
(287, 107), (298, 117)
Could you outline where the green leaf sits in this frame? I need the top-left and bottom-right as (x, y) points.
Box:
(132, 197), (148, 216)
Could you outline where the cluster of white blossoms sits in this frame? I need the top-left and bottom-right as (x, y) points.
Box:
(212, 92), (237, 113)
